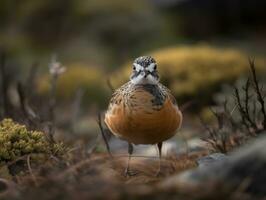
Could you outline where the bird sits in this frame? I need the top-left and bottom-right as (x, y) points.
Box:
(104, 56), (182, 176)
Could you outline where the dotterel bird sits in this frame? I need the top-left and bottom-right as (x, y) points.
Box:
(104, 56), (182, 176)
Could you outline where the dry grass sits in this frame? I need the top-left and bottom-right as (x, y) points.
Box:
(201, 59), (266, 153)
(1, 52), (265, 200)
(0, 151), (199, 199)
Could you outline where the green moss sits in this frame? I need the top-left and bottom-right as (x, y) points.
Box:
(0, 118), (64, 162)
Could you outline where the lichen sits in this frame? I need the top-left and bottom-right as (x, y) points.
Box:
(0, 118), (64, 162)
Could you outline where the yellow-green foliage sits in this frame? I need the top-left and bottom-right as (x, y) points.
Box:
(38, 64), (109, 107)
(0, 119), (63, 162)
(111, 45), (265, 104)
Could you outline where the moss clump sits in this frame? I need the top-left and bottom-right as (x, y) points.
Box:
(0, 118), (64, 162)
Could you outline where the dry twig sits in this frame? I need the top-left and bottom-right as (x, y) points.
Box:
(27, 155), (38, 186)
(249, 58), (266, 130)
(26, 62), (39, 99)
(47, 56), (66, 142)
(97, 112), (112, 157)
(203, 59), (266, 153)
(0, 51), (9, 117)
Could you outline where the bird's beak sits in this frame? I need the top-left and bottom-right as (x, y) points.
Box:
(144, 70), (149, 78)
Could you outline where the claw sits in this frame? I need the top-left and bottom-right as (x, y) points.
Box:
(124, 168), (138, 177)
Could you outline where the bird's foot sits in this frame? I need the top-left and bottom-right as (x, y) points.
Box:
(124, 168), (138, 177)
(154, 169), (163, 177)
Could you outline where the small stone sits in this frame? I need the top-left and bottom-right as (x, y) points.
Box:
(160, 134), (266, 197)
(197, 153), (228, 167)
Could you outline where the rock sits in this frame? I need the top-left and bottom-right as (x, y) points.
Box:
(197, 153), (228, 168)
(160, 134), (266, 197)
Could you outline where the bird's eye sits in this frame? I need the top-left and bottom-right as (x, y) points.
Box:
(154, 65), (157, 70)
(133, 66), (136, 70)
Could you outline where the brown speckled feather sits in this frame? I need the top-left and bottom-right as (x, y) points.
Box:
(104, 82), (182, 144)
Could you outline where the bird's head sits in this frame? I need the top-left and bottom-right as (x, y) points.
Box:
(130, 56), (159, 85)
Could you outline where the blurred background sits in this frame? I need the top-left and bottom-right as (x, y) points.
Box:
(1, 1), (266, 199)
(0, 0), (266, 143)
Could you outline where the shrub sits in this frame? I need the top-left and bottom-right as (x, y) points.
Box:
(37, 64), (109, 107)
(0, 118), (64, 162)
(202, 60), (266, 153)
(111, 45), (266, 108)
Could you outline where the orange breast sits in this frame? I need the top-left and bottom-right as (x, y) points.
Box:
(105, 93), (182, 144)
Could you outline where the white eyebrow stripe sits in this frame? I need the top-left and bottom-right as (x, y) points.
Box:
(146, 63), (156, 72)
(133, 63), (143, 72)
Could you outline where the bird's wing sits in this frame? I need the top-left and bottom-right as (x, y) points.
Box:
(104, 82), (131, 133)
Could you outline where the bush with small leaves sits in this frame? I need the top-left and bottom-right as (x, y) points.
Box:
(0, 119), (64, 162)
(111, 45), (266, 108)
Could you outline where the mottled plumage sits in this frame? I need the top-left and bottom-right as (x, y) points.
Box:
(105, 82), (182, 144)
(104, 56), (182, 176)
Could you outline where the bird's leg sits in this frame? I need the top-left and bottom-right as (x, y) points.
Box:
(155, 142), (163, 177)
(124, 142), (136, 177)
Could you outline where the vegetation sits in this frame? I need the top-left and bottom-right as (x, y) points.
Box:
(38, 64), (109, 107)
(1, 1), (266, 199)
(0, 118), (64, 162)
(111, 45), (266, 108)
(202, 60), (266, 153)
(0, 53), (266, 199)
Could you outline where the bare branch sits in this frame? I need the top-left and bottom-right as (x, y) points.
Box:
(249, 58), (266, 130)
(17, 82), (39, 126)
(234, 87), (251, 131)
(252, 99), (257, 124)
(47, 57), (65, 142)
(17, 82), (27, 117)
(210, 107), (224, 129)
(0, 51), (9, 117)
(27, 155), (38, 186)
(26, 62), (39, 99)
(97, 112), (112, 157)
(243, 78), (250, 116)
(243, 78), (257, 129)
